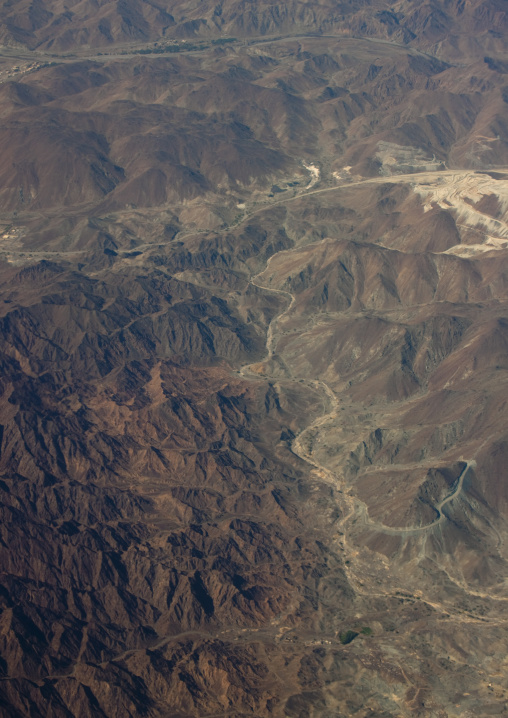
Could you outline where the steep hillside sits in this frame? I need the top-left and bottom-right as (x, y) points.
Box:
(1, 3), (508, 717)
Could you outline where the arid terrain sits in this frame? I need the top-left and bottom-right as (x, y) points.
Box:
(0, 1), (508, 716)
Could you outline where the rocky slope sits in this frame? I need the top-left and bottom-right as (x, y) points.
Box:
(0, 3), (508, 717)
(0, 0), (506, 60)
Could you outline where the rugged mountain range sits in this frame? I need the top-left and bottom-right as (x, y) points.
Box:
(0, 1), (508, 716)
(0, 0), (507, 60)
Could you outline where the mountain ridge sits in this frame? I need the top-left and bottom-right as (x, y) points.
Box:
(1, 2), (508, 715)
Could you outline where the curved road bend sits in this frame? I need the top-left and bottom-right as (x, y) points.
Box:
(365, 460), (475, 536)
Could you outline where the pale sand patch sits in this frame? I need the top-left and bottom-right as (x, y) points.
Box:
(303, 162), (320, 188)
(411, 170), (508, 254)
(376, 141), (444, 175)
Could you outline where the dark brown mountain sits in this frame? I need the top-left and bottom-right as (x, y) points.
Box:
(0, 2), (508, 717)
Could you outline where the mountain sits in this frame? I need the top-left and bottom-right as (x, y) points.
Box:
(0, 0), (507, 60)
(1, 2), (508, 716)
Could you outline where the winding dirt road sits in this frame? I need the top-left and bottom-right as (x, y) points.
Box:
(366, 460), (475, 535)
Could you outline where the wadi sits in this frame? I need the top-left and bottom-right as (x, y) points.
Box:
(0, 1), (508, 716)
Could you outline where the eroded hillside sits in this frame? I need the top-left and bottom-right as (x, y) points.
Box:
(0, 7), (508, 718)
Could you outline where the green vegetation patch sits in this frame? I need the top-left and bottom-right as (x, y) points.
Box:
(339, 630), (359, 645)
(211, 37), (237, 45)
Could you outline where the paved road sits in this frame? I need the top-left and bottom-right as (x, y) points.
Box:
(366, 460), (475, 536)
